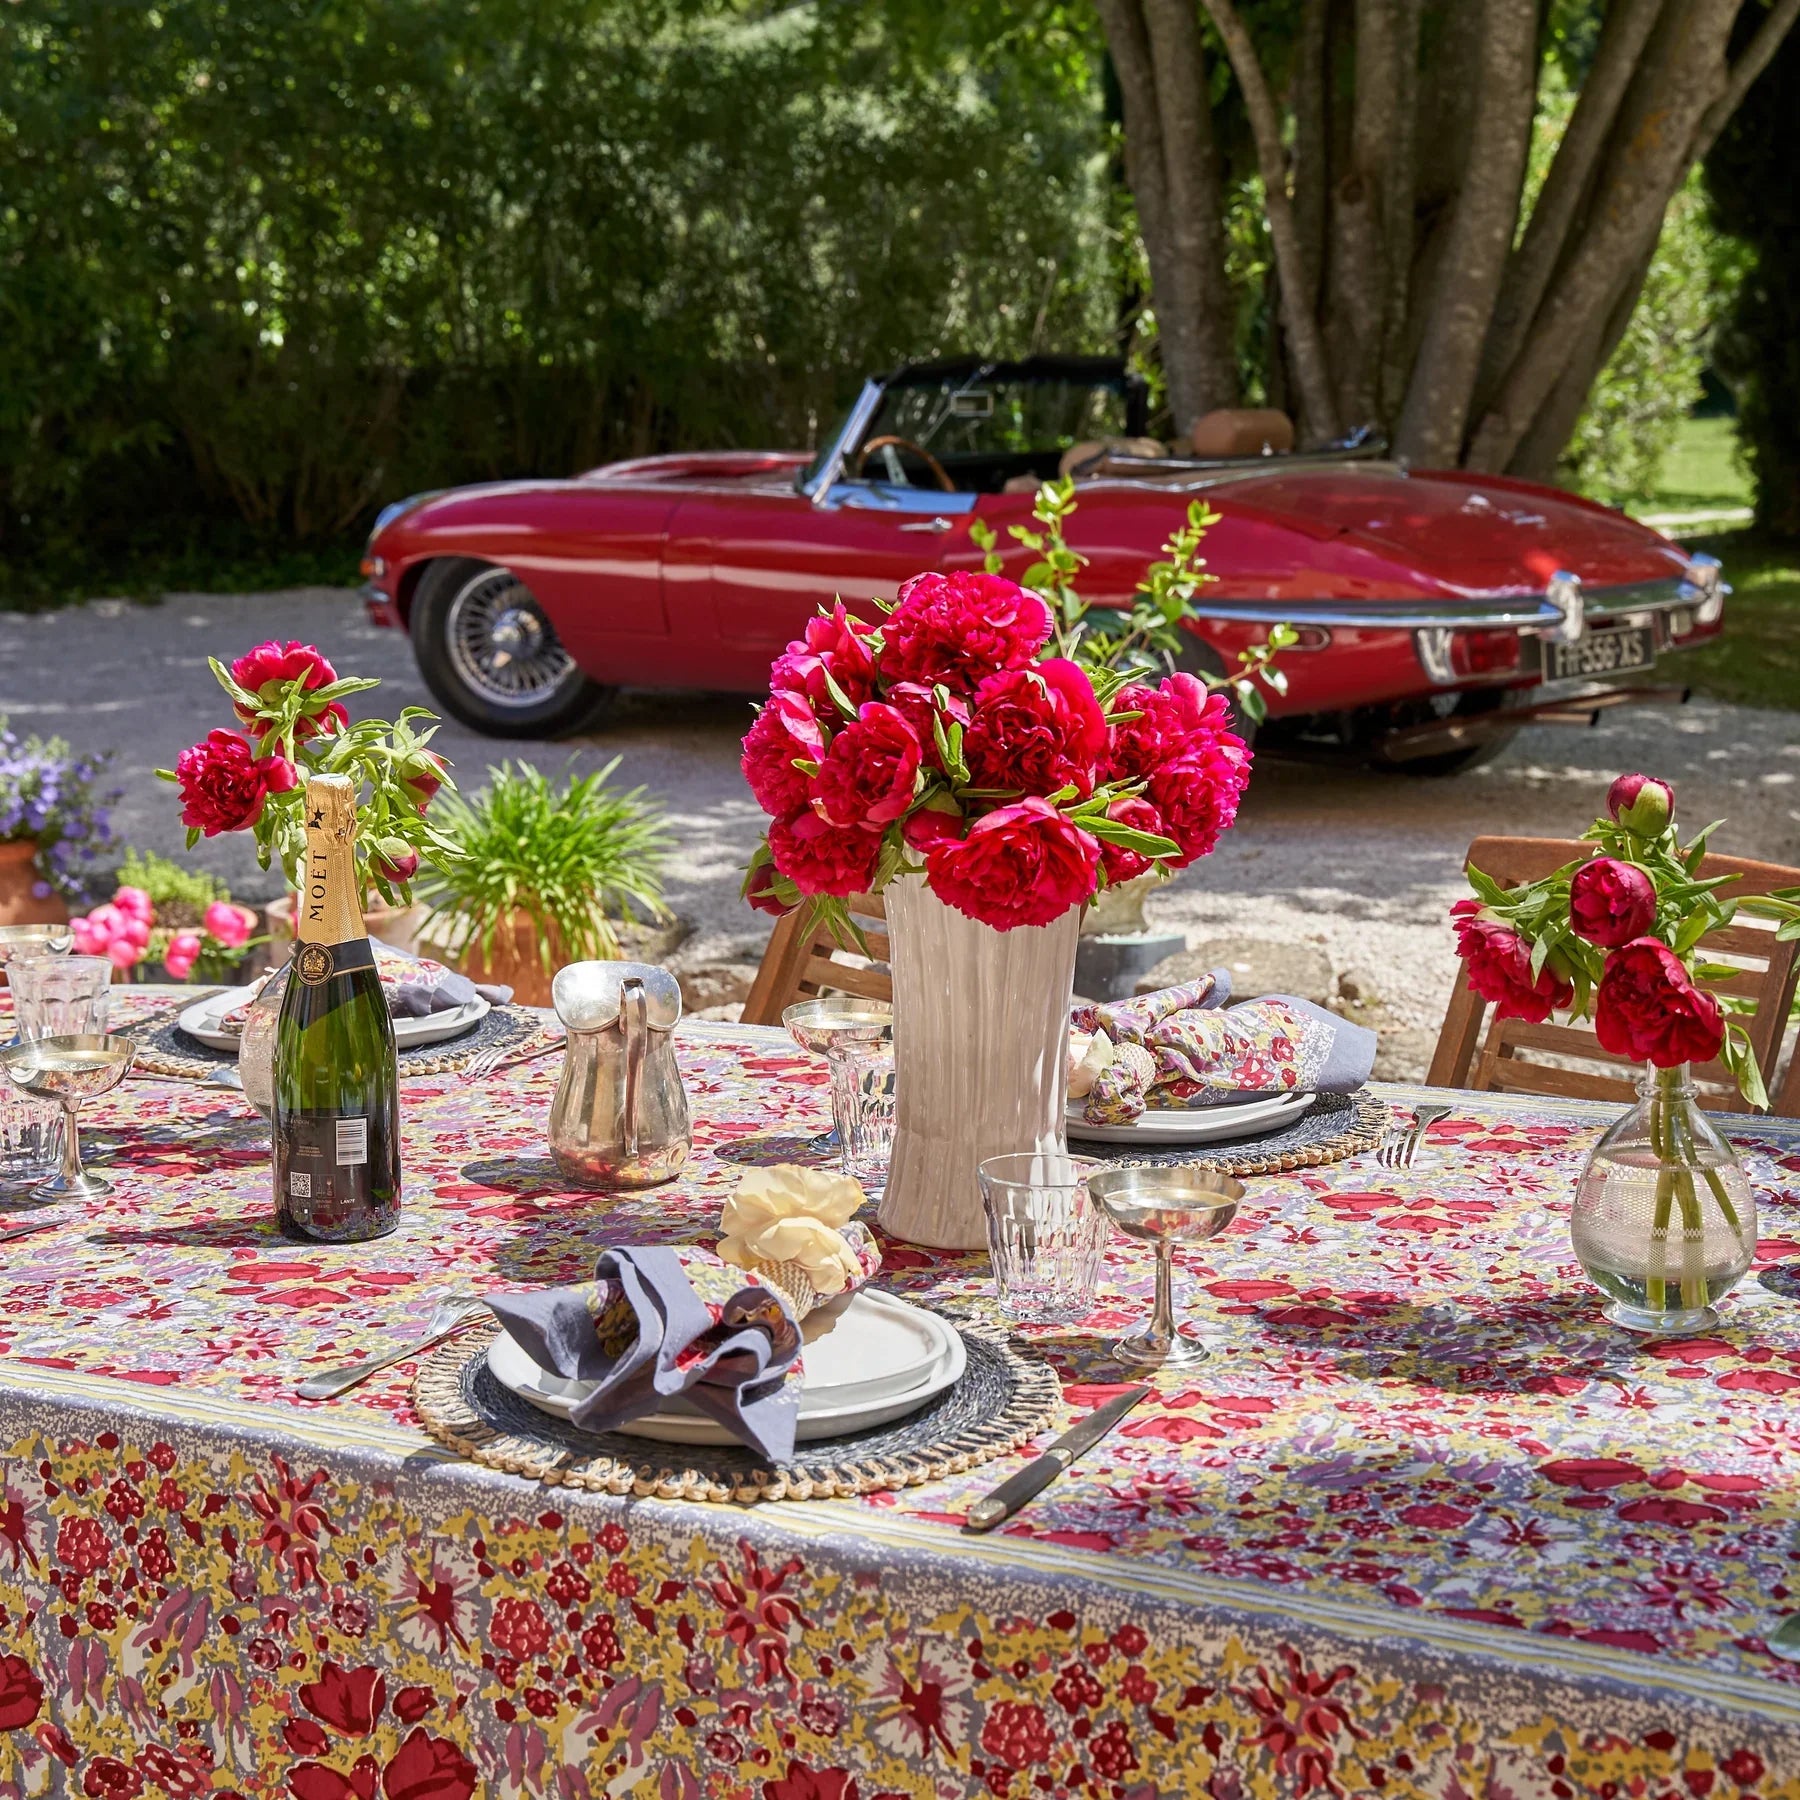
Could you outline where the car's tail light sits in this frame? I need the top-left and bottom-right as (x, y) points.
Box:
(1413, 627), (1524, 685)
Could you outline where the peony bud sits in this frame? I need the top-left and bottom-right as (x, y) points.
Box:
(203, 901), (256, 948)
(401, 750), (448, 815)
(113, 886), (155, 925)
(106, 937), (141, 972)
(372, 840), (420, 885)
(69, 916), (105, 956)
(1606, 773), (1674, 836)
(1569, 856), (1658, 949)
(163, 930), (203, 980)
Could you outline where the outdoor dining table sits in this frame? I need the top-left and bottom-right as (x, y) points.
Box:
(0, 985), (1798, 1798)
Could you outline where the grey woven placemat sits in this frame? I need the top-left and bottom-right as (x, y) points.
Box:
(128, 1002), (542, 1080)
(413, 1322), (1062, 1504)
(1071, 1088), (1391, 1174)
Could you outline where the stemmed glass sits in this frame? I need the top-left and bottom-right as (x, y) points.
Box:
(782, 997), (895, 1187)
(0, 924), (75, 977)
(0, 1034), (135, 1200)
(1087, 1166), (1244, 1367)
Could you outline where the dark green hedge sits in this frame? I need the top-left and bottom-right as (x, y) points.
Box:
(0, 0), (1111, 582)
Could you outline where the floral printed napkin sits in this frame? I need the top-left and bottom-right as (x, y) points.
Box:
(486, 1167), (881, 1461)
(1072, 979), (1376, 1125)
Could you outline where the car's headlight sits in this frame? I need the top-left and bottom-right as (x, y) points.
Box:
(1683, 551), (1725, 625)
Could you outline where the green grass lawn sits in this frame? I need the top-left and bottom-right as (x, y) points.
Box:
(1647, 415), (1754, 514)
(1678, 528), (1800, 712)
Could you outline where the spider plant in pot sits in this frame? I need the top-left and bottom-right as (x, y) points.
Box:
(417, 760), (671, 1005)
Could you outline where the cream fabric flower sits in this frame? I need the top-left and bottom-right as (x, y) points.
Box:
(1067, 1026), (1115, 1098)
(718, 1164), (868, 1298)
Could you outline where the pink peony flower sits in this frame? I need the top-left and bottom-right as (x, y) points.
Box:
(163, 930), (203, 980)
(925, 797), (1101, 930)
(901, 806), (966, 854)
(743, 859), (791, 918)
(229, 640), (347, 740)
(767, 809), (882, 897)
(884, 681), (969, 771)
(962, 658), (1109, 798)
(105, 937), (142, 972)
(879, 572), (1051, 692)
(1145, 737), (1251, 867)
(175, 730), (289, 835)
(1106, 672), (1238, 782)
(113, 887), (154, 925)
(769, 603), (877, 712)
(1606, 772), (1674, 836)
(741, 704), (819, 820)
(1595, 937), (1725, 1067)
(1096, 794), (1168, 885)
(69, 916), (107, 957)
(811, 702), (921, 828)
(116, 914), (151, 951)
(1569, 856), (1657, 949)
(1451, 899), (1573, 1023)
(203, 901), (256, 948)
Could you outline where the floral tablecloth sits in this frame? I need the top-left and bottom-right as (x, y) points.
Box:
(1, 988), (1799, 1798)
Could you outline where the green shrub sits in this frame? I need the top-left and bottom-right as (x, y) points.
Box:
(114, 847), (230, 927)
(0, 0), (1111, 589)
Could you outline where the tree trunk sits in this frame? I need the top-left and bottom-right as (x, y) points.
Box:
(1094, 0), (1238, 431)
(1392, 0), (1538, 467)
(1466, 0), (1742, 472)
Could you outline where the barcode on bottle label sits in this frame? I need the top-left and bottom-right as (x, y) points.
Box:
(288, 1172), (313, 1198)
(335, 1118), (368, 1166)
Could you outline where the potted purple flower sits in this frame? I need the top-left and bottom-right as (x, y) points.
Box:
(0, 716), (116, 925)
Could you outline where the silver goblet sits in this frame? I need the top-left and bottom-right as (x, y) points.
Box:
(0, 1033), (135, 1201)
(1087, 1165), (1244, 1368)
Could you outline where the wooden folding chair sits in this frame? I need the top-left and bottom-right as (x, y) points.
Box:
(1426, 835), (1800, 1113)
(739, 893), (891, 1026)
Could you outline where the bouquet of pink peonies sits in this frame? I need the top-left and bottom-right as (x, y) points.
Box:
(70, 883), (259, 982)
(1450, 773), (1770, 1105)
(739, 571), (1251, 934)
(157, 640), (461, 905)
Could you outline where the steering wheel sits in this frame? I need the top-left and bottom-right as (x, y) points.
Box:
(855, 434), (956, 494)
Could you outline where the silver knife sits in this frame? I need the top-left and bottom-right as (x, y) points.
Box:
(963, 1385), (1151, 1532)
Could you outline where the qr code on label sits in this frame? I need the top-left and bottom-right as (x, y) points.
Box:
(287, 1172), (312, 1198)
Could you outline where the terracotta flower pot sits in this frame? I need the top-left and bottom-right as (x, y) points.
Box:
(445, 913), (562, 1009)
(267, 892), (426, 960)
(0, 840), (69, 928)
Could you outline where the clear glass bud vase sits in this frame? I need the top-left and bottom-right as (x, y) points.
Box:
(1570, 1065), (1756, 1335)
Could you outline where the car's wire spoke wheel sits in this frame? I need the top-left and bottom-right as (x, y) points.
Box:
(445, 568), (576, 709)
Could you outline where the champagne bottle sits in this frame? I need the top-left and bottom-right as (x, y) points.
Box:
(273, 773), (401, 1242)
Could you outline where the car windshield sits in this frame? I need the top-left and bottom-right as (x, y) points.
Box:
(805, 363), (1140, 495)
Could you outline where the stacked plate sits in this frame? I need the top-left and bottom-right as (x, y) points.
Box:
(177, 985), (490, 1054)
(487, 1288), (965, 1446)
(1064, 1088), (1315, 1146)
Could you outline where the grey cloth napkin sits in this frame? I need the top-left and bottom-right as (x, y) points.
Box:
(387, 970), (513, 1016)
(486, 1246), (804, 1461)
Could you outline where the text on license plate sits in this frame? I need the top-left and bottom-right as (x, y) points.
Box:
(1548, 626), (1653, 680)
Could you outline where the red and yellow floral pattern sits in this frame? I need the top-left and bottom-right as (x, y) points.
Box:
(0, 991), (1797, 1795)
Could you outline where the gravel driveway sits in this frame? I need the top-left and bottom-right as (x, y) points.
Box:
(5, 587), (1796, 1075)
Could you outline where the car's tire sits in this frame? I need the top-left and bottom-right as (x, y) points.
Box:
(1369, 689), (1521, 778)
(408, 559), (616, 739)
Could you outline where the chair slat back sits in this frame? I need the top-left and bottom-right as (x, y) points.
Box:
(739, 894), (891, 1026)
(1427, 835), (1800, 1114)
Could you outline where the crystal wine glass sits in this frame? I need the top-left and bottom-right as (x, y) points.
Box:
(1087, 1165), (1244, 1367)
(0, 1034), (135, 1201)
(0, 923), (75, 980)
(782, 997), (895, 1186)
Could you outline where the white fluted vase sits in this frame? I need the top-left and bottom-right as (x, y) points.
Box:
(879, 875), (1080, 1249)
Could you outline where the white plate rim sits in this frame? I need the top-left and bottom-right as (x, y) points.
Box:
(176, 984), (490, 1053)
(486, 1298), (968, 1445)
(1066, 1088), (1315, 1144)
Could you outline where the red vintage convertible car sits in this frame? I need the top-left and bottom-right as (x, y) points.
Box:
(361, 355), (1725, 774)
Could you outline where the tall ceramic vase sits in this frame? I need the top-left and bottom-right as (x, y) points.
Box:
(879, 875), (1081, 1250)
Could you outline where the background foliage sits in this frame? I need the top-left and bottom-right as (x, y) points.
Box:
(0, 0), (1785, 603)
(0, 0), (1111, 591)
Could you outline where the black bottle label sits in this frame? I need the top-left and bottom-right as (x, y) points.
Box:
(277, 1110), (397, 1242)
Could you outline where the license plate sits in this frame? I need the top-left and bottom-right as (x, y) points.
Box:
(1547, 626), (1654, 681)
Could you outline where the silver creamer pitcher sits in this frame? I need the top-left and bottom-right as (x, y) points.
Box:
(548, 962), (690, 1189)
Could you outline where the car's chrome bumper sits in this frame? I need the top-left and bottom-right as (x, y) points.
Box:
(1194, 572), (1723, 633)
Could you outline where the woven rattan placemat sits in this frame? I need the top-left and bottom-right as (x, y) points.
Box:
(126, 1002), (545, 1081)
(1071, 1087), (1391, 1175)
(413, 1322), (1061, 1504)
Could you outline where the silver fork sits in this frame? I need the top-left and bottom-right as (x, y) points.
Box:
(460, 1035), (564, 1084)
(1379, 1103), (1452, 1169)
(297, 1297), (489, 1399)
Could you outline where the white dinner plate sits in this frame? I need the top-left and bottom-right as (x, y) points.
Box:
(1065, 1087), (1315, 1145)
(177, 984), (490, 1054)
(486, 1288), (966, 1446)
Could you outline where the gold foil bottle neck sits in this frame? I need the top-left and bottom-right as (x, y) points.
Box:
(297, 773), (364, 947)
